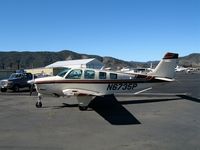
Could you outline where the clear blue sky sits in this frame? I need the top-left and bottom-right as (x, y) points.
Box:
(0, 0), (199, 61)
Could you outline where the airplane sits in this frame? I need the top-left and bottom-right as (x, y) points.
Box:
(175, 65), (197, 73)
(32, 52), (178, 111)
(120, 63), (154, 74)
(175, 65), (188, 72)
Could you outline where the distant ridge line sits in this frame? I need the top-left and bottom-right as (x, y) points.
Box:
(0, 50), (199, 70)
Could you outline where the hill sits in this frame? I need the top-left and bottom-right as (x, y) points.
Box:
(0, 50), (199, 70)
(179, 53), (200, 67)
(0, 50), (146, 70)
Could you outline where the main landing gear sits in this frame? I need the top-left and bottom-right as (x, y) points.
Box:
(78, 105), (88, 111)
(36, 93), (42, 108)
(77, 95), (93, 111)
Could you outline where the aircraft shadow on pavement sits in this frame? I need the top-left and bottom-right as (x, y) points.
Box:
(177, 95), (200, 103)
(52, 96), (184, 125)
(52, 95), (142, 125)
(119, 97), (182, 105)
(51, 95), (199, 125)
(89, 95), (141, 125)
(50, 103), (78, 109)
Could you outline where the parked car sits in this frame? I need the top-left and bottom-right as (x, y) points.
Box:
(0, 79), (8, 92)
(0, 72), (33, 92)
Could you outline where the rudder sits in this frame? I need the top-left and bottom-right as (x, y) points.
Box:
(148, 52), (179, 79)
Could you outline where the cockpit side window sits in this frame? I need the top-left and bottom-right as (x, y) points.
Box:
(99, 72), (106, 79)
(84, 70), (95, 79)
(66, 69), (82, 79)
(110, 73), (117, 79)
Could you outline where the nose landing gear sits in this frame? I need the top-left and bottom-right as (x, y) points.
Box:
(36, 93), (42, 108)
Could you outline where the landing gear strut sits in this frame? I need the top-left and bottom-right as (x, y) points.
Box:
(77, 95), (94, 111)
(36, 93), (42, 108)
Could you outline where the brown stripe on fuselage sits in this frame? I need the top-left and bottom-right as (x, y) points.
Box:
(35, 76), (164, 84)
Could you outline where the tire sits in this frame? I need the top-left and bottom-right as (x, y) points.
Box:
(36, 102), (42, 108)
(13, 85), (20, 92)
(79, 105), (88, 111)
(1, 88), (7, 92)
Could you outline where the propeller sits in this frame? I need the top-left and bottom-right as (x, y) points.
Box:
(30, 83), (34, 96)
(29, 74), (36, 96)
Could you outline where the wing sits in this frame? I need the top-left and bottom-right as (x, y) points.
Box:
(62, 89), (104, 96)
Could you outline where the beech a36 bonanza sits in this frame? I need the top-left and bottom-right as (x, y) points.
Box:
(33, 52), (178, 110)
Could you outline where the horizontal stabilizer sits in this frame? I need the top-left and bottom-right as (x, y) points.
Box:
(155, 77), (175, 82)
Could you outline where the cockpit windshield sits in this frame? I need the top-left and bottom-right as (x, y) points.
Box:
(57, 68), (71, 77)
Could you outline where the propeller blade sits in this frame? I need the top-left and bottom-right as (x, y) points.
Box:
(30, 84), (34, 96)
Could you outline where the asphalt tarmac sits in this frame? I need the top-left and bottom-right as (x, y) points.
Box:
(0, 72), (199, 150)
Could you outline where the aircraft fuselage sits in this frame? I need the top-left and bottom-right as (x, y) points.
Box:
(35, 68), (157, 97)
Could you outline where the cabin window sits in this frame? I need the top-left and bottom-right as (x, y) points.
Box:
(66, 69), (82, 79)
(84, 70), (95, 79)
(110, 73), (117, 79)
(57, 68), (71, 77)
(99, 72), (106, 79)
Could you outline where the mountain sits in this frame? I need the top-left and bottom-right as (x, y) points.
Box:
(0, 50), (147, 70)
(179, 53), (200, 67)
(0, 50), (199, 70)
(0, 50), (100, 70)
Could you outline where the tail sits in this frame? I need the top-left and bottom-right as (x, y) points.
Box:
(148, 52), (179, 81)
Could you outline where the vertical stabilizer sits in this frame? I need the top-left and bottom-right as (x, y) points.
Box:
(148, 52), (178, 79)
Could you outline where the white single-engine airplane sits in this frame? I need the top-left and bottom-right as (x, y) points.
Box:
(33, 52), (178, 110)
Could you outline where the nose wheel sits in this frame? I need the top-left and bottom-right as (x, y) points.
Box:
(36, 101), (42, 108)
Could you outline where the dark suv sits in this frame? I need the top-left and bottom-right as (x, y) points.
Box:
(4, 72), (33, 92)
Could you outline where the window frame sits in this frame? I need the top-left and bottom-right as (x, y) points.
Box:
(84, 70), (95, 79)
(110, 73), (117, 79)
(99, 72), (107, 79)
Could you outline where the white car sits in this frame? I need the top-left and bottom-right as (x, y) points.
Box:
(0, 79), (8, 92)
